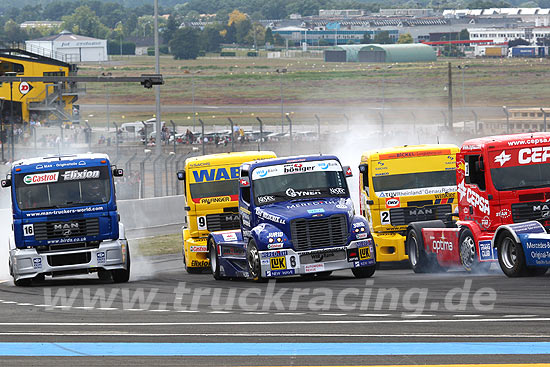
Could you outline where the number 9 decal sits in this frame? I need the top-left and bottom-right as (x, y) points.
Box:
(197, 216), (207, 230)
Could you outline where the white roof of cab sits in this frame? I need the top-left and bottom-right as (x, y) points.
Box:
(13, 153), (110, 167)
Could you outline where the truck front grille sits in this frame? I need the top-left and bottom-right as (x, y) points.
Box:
(47, 252), (92, 267)
(512, 201), (550, 223)
(206, 211), (240, 231)
(290, 214), (348, 251)
(389, 204), (452, 226)
(33, 218), (100, 241)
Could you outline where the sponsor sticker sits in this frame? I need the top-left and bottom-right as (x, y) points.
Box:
(385, 197), (400, 208)
(267, 243), (284, 249)
(190, 245), (207, 252)
(356, 232), (369, 239)
(359, 246), (372, 260)
(222, 232), (238, 242)
(62, 170), (100, 181)
(261, 250), (288, 258)
(266, 269), (295, 277)
(479, 241), (497, 261)
(33, 258), (42, 269)
(307, 208), (325, 214)
(97, 252), (106, 264)
(304, 263), (325, 273)
(270, 256), (287, 270)
(23, 172), (59, 185)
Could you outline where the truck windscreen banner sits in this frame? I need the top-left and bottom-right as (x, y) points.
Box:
(14, 166), (111, 211)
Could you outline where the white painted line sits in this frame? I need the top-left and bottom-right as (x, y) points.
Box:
(33, 304), (51, 307)
(73, 306), (94, 310)
(241, 312), (268, 315)
(1, 301), (16, 304)
(176, 310), (199, 313)
(97, 307), (118, 311)
(208, 311), (232, 314)
(0, 317), (548, 326)
(503, 314), (538, 318)
(402, 314), (435, 318)
(0, 332), (545, 338)
(53, 305), (71, 309)
(453, 314), (482, 318)
(359, 314), (391, 317)
(318, 313), (347, 316)
(149, 309), (170, 312)
(126, 308), (145, 311)
(16, 303), (33, 306)
(274, 312), (305, 316)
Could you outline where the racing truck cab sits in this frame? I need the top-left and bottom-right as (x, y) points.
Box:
(1, 154), (129, 286)
(405, 133), (550, 276)
(206, 155), (376, 280)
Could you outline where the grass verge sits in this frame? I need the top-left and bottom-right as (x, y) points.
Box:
(132, 233), (181, 256)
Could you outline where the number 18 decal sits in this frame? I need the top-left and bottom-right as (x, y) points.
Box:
(380, 211), (391, 225)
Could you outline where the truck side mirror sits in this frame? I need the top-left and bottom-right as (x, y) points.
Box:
(343, 166), (353, 177)
(177, 170), (185, 181)
(113, 168), (124, 177)
(1, 179), (11, 188)
(366, 200), (374, 205)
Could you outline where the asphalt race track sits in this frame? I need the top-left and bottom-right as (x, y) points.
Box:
(0, 245), (549, 366)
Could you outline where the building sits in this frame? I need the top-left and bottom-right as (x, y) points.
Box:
(25, 30), (108, 63)
(273, 26), (399, 46)
(20, 21), (62, 29)
(324, 44), (436, 62)
(378, 9), (436, 17)
(318, 9), (366, 18)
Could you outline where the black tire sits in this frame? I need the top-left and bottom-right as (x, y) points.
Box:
(497, 232), (527, 277)
(247, 239), (265, 282)
(406, 227), (431, 273)
(209, 238), (223, 280)
(459, 229), (491, 273)
(352, 266), (375, 278)
(526, 267), (548, 276)
(112, 244), (131, 283)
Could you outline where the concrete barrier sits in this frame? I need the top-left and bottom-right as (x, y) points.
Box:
(118, 195), (186, 230)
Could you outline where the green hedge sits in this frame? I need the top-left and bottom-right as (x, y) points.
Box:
(147, 45), (170, 56)
(247, 51), (258, 57)
(220, 51), (236, 57)
(107, 41), (136, 55)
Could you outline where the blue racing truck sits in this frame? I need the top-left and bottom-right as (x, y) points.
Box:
(207, 155), (376, 281)
(1, 154), (130, 286)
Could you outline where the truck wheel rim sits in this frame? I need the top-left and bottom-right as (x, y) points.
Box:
(248, 245), (260, 278)
(501, 237), (517, 269)
(460, 236), (475, 269)
(409, 236), (418, 266)
(210, 245), (217, 273)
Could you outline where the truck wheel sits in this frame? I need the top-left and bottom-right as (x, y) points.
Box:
(498, 233), (527, 277)
(209, 239), (223, 280)
(184, 253), (204, 274)
(407, 227), (430, 273)
(352, 266), (375, 278)
(112, 245), (131, 283)
(247, 239), (265, 282)
(459, 229), (490, 273)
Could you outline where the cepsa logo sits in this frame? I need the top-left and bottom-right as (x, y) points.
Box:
(518, 147), (550, 165)
(385, 197), (400, 208)
(192, 167), (239, 182)
(24, 172), (59, 185)
(458, 180), (490, 215)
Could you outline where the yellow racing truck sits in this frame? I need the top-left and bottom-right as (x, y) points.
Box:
(177, 151), (276, 273)
(358, 144), (460, 264)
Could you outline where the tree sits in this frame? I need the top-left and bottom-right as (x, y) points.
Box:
(235, 18), (252, 44)
(397, 33), (413, 44)
(170, 27), (200, 60)
(361, 32), (373, 44)
(374, 31), (394, 44)
(459, 29), (470, 41)
(274, 33), (285, 46)
(61, 5), (109, 39)
(4, 19), (27, 43)
(265, 27), (274, 45)
(163, 13), (180, 45)
(228, 10), (248, 26)
(200, 23), (224, 52)
(244, 22), (264, 47)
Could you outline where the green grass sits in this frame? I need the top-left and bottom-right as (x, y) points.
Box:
(132, 233), (181, 256)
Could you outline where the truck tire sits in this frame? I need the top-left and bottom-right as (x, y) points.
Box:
(459, 229), (490, 273)
(526, 267), (548, 276)
(247, 239), (265, 282)
(406, 227), (431, 273)
(208, 238), (224, 280)
(352, 266), (375, 278)
(184, 254), (204, 274)
(497, 232), (527, 277)
(112, 245), (131, 283)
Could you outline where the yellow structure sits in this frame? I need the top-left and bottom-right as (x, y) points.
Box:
(359, 144), (459, 263)
(180, 151), (276, 273)
(0, 49), (78, 124)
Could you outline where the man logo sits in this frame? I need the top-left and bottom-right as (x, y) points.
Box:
(53, 222), (79, 237)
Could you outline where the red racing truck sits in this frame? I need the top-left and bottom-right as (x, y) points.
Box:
(405, 133), (550, 276)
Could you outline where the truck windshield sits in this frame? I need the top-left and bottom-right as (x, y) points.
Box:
(372, 170), (456, 193)
(491, 163), (550, 191)
(189, 180), (239, 203)
(252, 159), (348, 205)
(14, 166), (111, 210)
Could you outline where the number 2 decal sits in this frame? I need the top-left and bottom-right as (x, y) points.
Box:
(380, 211), (390, 225)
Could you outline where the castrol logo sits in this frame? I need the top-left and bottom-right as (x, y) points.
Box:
(23, 172), (59, 185)
(385, 198), (400, 208)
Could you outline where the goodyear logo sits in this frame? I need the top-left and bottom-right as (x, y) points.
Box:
(200, 196), (230, 204)
(359, 247), (371, 260)
(270, 256), (286, 270)
(192, 167), (239, 183)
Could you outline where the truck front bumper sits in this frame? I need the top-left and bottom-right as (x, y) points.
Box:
(184, 236), (209, 268)
(259, 239), (375, 278)
(10, 239), (128, 281)
(372, 232), (408, 263)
